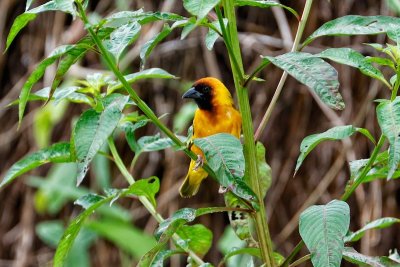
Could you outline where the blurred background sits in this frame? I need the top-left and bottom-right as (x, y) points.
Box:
(0, 0), (399, 266)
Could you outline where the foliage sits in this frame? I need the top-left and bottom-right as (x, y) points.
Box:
(2, 0), (400, 266)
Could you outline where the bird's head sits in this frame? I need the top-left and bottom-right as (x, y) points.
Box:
(182, 77), (233, 110)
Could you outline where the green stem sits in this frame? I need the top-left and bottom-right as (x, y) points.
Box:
(280, 241), (304, 267)
(220, 1), (274, 266)
(254, 0), (314, 141)
(107, 137), (205, 265)
(288, 254), (311, 267)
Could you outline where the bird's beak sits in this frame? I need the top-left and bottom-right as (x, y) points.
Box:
(182, 87), (202, 99)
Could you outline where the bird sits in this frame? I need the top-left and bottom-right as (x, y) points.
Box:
(180, 77), (242, 198)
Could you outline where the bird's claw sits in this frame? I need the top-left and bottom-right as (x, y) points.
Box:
(193, 155), (204, 171)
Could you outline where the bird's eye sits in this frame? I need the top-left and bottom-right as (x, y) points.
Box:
(203, 86), (211, 93)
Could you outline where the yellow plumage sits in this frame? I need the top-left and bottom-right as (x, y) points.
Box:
(179, 77), (241, 197)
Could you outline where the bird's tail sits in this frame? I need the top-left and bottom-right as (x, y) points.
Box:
(179, 160), (208, 198)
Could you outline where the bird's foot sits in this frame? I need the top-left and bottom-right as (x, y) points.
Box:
(193, 155), (204, 171)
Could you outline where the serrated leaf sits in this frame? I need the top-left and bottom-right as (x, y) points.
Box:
(343, 247), (400, 267)
(256, 142), (272, 199)
(53, 193), (110, 267)
(304, 15), (400, 46)
(0, 142), (72, 188)
(205, 19), (226, 50)
(140, 24), (172, 69)
(108, 68), (177, 93)
(299, 200), (350, 267)
(127, 177), (160, 208)
(376, 97), (400, 179)
(73, 94), (129, 185)
(193, 133), (258, 203)
(295, 125), (374, 173)
(344, 217), (400, 242)
(263, 52), (344, 110)
(104, 21), (141, 62)
(316, 48), (390, 88)
(183, 0), (220, 21)
(176, 224), (213, 257)
(18, 45), (78, 125)
(235, 0), (299, 19)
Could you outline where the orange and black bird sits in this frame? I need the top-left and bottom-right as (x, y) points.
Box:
(180, 77), (242, 197)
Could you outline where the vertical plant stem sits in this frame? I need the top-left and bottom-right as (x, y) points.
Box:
(107, 137), (205, 265)
(220, 1), (274, 265)
(254, 0), (314, 141)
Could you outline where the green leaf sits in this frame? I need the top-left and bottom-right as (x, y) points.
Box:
(137, 133), (184, 153)
(18, 45), (78, 125)
(205, 19), (226, 50)
(224, 192), (257, 245)
(6, 0), (78, 51)
(183, 0), (220, 21)
(105, 10), (184, 28)
(104, 21), (141, 63)
(120, 119), (148, 152)
(74, 94), (129, 185)
(37, 220), (96, 267)
(181, 18), (197, 39)
(5, 13), (37, 51)
(139, 208), (197, 266)
(344, 217), (400, 242)
(304, 15), (400, 46)
(1, 142), (72, 188)
(150, 250), (184, 267)
(235, 0), (299, 19)
(219, 247), (261, 267)
(316, 48), (390, 88)
(343, 247), (400, 267)
(108, 68), (177, 93)
(263, 52), (344, 110)
(140, 24), (172, 69)
(193, 133), (258, 203)
(53, 193), (111, 267)
(295, 125), (374, 173)
(127, 177), (160, 208)
(376, 97), (400, 179)
(299, 200), (350, 267)
(86, 218), (156, 259)
(366, 56), (396, 71)
(176, 224), (213, 257)
(256, 142), (272, 199)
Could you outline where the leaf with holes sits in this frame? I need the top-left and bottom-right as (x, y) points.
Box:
(193, 133), (257, 203)
(295, 125), (375, 173)
(73, 94), (129, 185)
(0, 142), (72, 188)
(376, 97), (400, 179)
(344, 217), (400, 242)
(126, 177), (160, 208)
(299, 200), (350, 267)
(316, 48), (390, 88)
(263, 52), (344, 110)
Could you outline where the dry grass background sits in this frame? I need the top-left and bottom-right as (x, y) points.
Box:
(0, 0), (399, 266)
